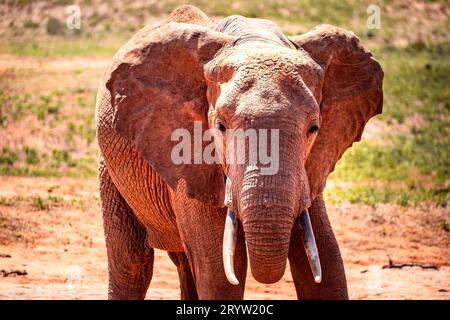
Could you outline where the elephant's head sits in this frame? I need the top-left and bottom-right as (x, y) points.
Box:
(106, 9), (383, 285)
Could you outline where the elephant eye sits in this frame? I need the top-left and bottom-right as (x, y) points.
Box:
(308, 124), (319, 135)
(215, 122), (226, 132)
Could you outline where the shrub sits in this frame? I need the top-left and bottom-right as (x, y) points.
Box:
(24, 147), (40, 165)
(46, 18), (65, 36)
(0, 148), (18, 166)
(24, 20), (39, 29)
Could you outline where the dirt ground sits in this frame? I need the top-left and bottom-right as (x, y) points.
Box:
(0, 176), (448, 300)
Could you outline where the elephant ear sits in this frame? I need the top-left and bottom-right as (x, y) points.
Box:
(106, 22), (232, 205)
(289, 25), (383, 199)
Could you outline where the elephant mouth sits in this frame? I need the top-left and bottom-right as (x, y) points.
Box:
(222, 179), (322, 285)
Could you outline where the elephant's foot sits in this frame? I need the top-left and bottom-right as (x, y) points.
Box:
(107, 248), (155, 300)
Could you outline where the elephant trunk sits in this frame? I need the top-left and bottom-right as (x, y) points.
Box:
(243, 205), (293, 283)
(222, 206), (322, 285)
(239, 168), (299, 284)
(223, 169), (322, 285)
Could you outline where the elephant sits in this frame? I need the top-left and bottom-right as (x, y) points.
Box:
(96, 5), (383, 300)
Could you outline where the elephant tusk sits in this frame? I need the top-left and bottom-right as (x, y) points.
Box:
(298, 209), (322, 283)
(223, 208), (239, 285)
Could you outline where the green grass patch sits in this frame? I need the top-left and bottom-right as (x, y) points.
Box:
(324, 185), (449, 207)
(32, 196), (50, 210)
(0, 162), (97, 178)
(373, 43), (450, 123)
(0, 89), (97, 178)
(32, 195), (62, 211)
(24, 20), (39, 29)
(0, 194), (63, 210)
(0, 196), (19, 207)
(0, 146), (97, 178)
(0, 90), (63, 125)
(135, 0), (376, 33)
(52, 149), (76, 167)
(330, 135), (449, 184)
(24, 147), (40, 165)
(0, 0), (413, 57)
(0, 148), (18, 166)
(67, 118), (96, 145)
(0, 92), (28, 127)
(0, 35), (123, 57)
(440, 219), (450, 232)
(29, 94), (62, 120)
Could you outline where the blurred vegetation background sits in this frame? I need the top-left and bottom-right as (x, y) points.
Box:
(0, 0), (449, 208)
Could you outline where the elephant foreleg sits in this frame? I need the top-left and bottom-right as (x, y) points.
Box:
(288, 194), (349, 299)
(172, 191), (247, 299)
(99, 158), (154, 299)
(168, 252), (198, 300)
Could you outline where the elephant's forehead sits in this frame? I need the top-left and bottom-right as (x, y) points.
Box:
(224, 44), (321, 83)
(228, 44), (307, 65)
(212, 44), (323, 116)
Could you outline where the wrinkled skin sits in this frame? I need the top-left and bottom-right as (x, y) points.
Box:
(96, 5), (383, 299)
